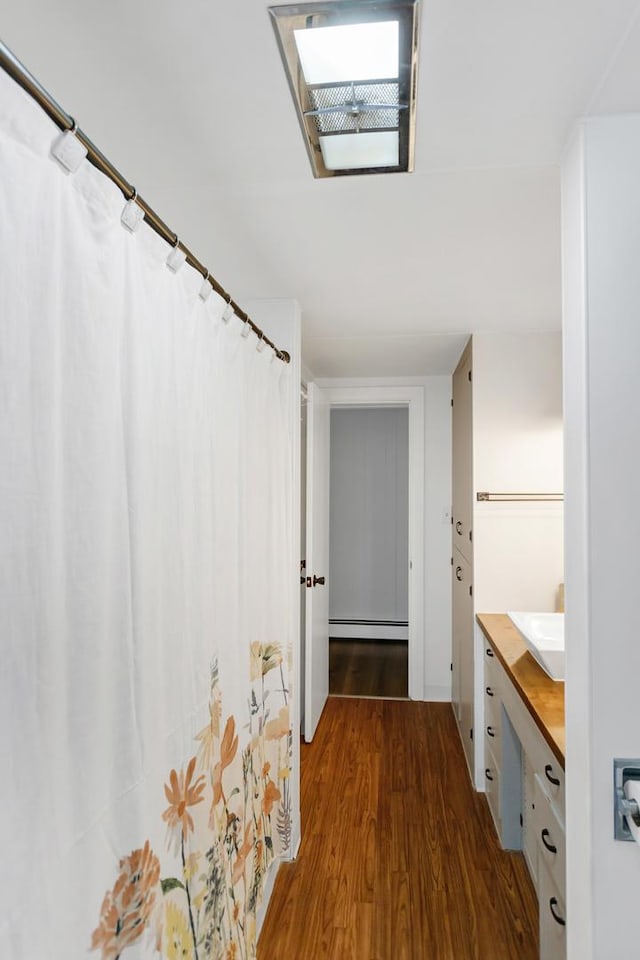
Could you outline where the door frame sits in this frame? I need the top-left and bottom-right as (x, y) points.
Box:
(321, 384), (425, 701)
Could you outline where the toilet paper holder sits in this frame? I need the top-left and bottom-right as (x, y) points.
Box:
(614, 759), (640, 841)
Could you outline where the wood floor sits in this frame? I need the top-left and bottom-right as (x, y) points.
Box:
(329, 638), (408, 698)
(258, 697), (538, 960)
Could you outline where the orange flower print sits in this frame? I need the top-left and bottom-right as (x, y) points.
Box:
(90, 840), (161, 960)
(162, 756), (206, 837)
(226, 943), (238, 960)
(220, 715), (239, 768)
(195, 690), (222, 771)
(264, 705), (289, 742)
(231, 825), (254, 886)
(262, 779), (281, 816)
(211, 715), (239, 806)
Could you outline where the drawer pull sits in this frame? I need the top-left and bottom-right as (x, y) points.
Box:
(485, 768), (494, 782)
(486, 648), (494, 658)
(486, 725), (496, 738)
(486, 686), (494, 697)
(541, 828), (557, 854)
(455, 566), (463, 582)
(545, 764), (561, 787)
(549, 897), (566, 927)
(456, 520), (463, 535)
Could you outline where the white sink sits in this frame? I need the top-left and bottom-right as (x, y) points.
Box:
(507, 611), (565, 681)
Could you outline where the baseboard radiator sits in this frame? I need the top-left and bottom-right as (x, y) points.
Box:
(329, 618), (408, 642)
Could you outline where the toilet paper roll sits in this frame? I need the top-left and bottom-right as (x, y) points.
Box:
(624, 779), (640, 843)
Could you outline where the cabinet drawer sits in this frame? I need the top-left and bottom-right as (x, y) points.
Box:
(531, 745), (564, 814)
(538, 855), (567, 960)
(453, 516), (472, 563)
(484, 714), (500, 753)
(484, 681), (501, 733)
(534, 774), (566, 892)
(485, 744), (501, 831)
(522, 754), (538, 888)
(484, 642), (499, 677)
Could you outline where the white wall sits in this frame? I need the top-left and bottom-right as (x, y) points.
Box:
(317, 376), (452, 701)
(469, 332), (564, 789)
(329, 407), (409, 638)
(472, 332), (564, 613)
(562, 116), (640, 960)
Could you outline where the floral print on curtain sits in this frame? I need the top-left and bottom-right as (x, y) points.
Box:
(90, 645), (291, 960)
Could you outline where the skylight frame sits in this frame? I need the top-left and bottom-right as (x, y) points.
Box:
(269, 0), (420, 179)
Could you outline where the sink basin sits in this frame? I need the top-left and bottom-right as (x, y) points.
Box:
(507, 612), (565, 681)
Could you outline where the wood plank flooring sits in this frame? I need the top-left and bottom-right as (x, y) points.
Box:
(258, 698), (538, 960)
(329, 639), (408, 698)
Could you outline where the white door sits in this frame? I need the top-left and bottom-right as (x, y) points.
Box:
(304, 382), (330, 742)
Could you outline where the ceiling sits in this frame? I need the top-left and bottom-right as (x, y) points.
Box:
(3, 0), (640, 375)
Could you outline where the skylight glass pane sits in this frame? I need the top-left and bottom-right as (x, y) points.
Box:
(319, 131), (399, 170)
(294, 21), (399, 84)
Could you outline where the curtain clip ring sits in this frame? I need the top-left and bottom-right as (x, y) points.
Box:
(121, 186), (144, 232)
(199, 270), (213, 302)
(51, 115), (87, 174)
(166, 235), (187, 272)
(222, 297), (234, 324)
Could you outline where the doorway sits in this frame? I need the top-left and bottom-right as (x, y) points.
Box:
(328, 406), (409, 698)
(303, 383), (425, 739)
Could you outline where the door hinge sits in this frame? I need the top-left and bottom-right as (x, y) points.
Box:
(451, 397), (454, 407)
(451, 556), (454, 566)
(470, 728), (473, 740)
(469, 529), (473, 542)
(469, 585), (473, 597)
(468, 369), (472, 382)
(450, 662), (453, 672)
(520, 813), (523, 827)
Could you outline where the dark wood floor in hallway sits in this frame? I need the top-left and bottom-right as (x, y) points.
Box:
(329, 638), (408, 698)
(258, 697), (538, 960)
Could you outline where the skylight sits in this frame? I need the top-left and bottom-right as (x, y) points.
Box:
(269, 1), (419, 179)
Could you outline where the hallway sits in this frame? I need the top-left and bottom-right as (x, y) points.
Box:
(258, 697), (538, 959)
(329, 639), (408, 698)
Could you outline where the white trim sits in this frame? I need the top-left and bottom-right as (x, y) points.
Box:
(321, 385), (425, 700)
(424, 684), (451, 702)
(330, 623), (408, 641)
(560, 128), (594, 960)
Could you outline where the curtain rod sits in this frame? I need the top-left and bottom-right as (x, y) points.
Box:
(0, 39), (290, 364)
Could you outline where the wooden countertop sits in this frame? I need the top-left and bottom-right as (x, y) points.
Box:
(476, 613), (565, 768)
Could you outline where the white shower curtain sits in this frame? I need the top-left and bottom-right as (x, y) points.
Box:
(0, 66), (292, 960)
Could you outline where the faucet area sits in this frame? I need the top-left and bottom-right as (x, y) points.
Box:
(451, 331), (566, 960)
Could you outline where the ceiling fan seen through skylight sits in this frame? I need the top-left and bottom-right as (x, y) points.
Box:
(269, 0), (420, 178)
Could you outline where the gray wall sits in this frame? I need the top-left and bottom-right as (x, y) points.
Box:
(329, 407), (408, 636)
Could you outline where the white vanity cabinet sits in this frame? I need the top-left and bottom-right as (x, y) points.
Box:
(483, 646), (502, 831)
(479, 616), (566, 960)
